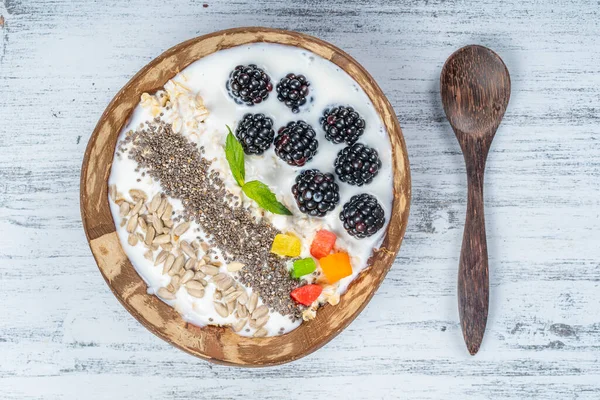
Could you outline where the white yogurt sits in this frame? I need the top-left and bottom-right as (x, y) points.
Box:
(108, 43), (393, 336)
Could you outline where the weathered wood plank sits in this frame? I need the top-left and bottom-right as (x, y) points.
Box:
(1, 0), (599, 398)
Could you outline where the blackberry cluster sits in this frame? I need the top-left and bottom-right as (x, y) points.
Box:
(276, 73), (310, 113)
(274, 121), (318, 167)
(226, 64), (273, 105)
(334, 143), (382, 186)
(292, 169), (340, 217)
(339, 194), (385, 238)
(235, 113), (275, 155)
(320, 106), (366, 144)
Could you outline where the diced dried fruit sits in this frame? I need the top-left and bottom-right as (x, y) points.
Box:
(290, 284), (322, 306)
(310, 229), (337, 259)
(270, 233), (301, 257)
(319, 252), (352, 284)
(292, 258), (317, 278)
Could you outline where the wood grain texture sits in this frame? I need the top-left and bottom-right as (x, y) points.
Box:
(441, 45), (511, 355)
(1, 0), (600, 398)
(80, 27), (410, 366)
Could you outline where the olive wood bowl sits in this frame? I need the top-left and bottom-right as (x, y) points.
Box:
(80, 27), (411, 366)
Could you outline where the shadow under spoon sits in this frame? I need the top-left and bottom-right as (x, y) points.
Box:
(440, 45), (511, 355)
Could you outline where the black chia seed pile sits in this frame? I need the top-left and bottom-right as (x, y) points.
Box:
(119, 118), (303, 319)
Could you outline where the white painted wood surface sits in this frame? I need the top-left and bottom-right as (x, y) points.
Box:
(1, 0), (599, 398)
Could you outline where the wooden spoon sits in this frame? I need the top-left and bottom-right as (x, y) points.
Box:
(440, 45), (511, 355)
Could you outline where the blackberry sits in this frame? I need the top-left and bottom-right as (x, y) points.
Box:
(226, 64), (273, 105)
(235, 113), (275, 155)
(292, 169), (340, 217)
(339, 194), (385, 238)
(276, 73), (310, 113)
(320, 106), (366, 144)
(274, 121), (318, 167)
(334, 143), (382, 186)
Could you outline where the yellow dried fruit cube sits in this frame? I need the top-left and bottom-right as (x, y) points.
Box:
(270, 234), (301, 257)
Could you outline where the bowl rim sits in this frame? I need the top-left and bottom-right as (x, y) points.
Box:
(80, 26), (411, 367)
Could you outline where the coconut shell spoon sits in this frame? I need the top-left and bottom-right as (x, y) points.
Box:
(440, 45), (510, 355)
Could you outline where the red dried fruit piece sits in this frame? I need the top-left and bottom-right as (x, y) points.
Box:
(290, 284), (323, 306)
(310, 229), (337, 259)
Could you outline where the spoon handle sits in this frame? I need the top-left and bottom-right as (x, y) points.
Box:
(458, 155), (489, 355)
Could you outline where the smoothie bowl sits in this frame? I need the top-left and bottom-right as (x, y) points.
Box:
(81, 28), (410, 366)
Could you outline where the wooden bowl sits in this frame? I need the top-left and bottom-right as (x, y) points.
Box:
(80, 27), (411, 366)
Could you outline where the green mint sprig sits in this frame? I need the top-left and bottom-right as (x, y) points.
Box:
(225, 126), (292, 216)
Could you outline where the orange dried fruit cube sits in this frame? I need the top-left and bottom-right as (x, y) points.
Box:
(270, 233), (301, 257)
(319, 252), (352, 284)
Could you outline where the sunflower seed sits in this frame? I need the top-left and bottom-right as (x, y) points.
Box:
(128, 234), (138, 246)
(156, 198), (167, 216)
(170, 275), (181, 291)
(181, 270), (194, 284)
(120, 218), (127, 228)
(180, 241), (196, 258)
(164, 218), (173, 228)
(247, 292), (259, 314)
(152, 214), (164, 233)
(184, 257), (196, 270)
(129, 189), (147, 202)
(211, 261), (223, 267)
(138, 204), (147, 215)
(224, 286), (237, 296)
(163, 253), (175, 274)
(138, 216), (147, 232)
(145, 226), (156, 246)
(226, 262), (245, 273)
(213, 291), (222, 300)
(136, 232), (145, 242)
(149, 243), (159, 251)
(173, 221), (191, 236)
(188, 288), (205, 298)
(153, 234), (170, 245)
(191, 240), (200, 250)
(193, 270), (206, 279)
(252, 305), (269, 320)
(126, 214), (138, 233)
(161, 203), (173, 221)
(109, 184), (117, 202)
(119, 202), (131, 217)
(157, 287), (175, 300)
(186, 280), (205, 291)
(160, 243), (173, 251)
(253, 328), (268, 338)
(196, 258), (207, 267)
(200, 265), (219, 276)
(226, 300), (236, 314)
(154, 250), (168, 266)
(201, 242), (210, 252)
(214, 302), (229, 318)
(143, 250), (153, 261)
(232, 319), (246, 332)
(224, 290), (242, 303)
(129, 199), (143, 216)
(236, 304), (248, 318)
(149, 193), (161, 213)
(169, 254), (185, 276)
(250, 315), (269, 329)
(237, 292), (249, 306)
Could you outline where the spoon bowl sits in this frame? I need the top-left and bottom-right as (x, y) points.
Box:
(440, 45), (510, 355)
(441, 45), (510, 140)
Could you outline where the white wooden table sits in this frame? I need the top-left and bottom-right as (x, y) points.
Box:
(1, 1), (599, 398)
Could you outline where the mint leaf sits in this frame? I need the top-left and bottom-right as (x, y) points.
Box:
(225, 125), (245, 187)
(242, 180), (293, 216)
